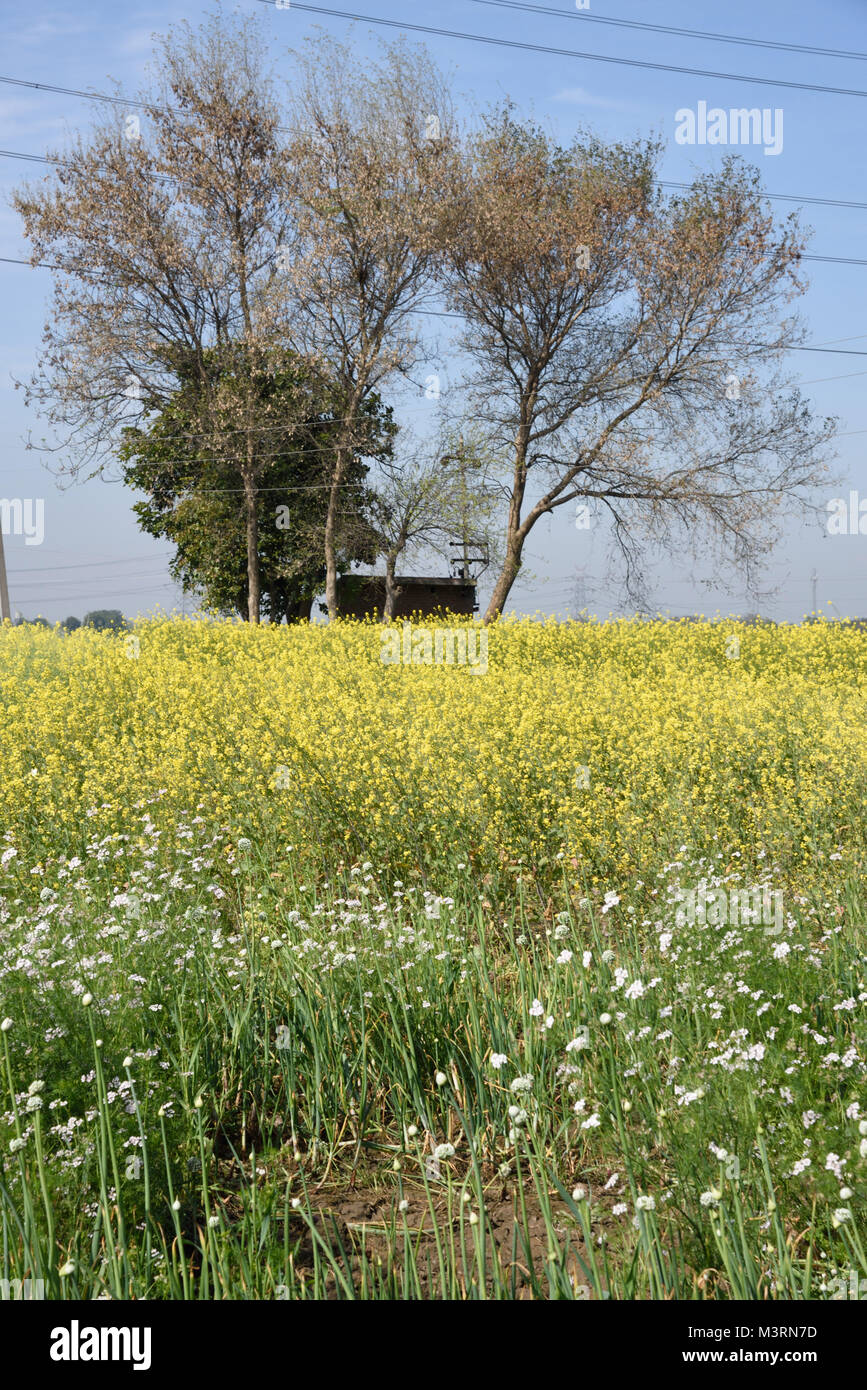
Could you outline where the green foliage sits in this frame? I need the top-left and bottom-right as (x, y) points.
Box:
(83, 610), (128, 632)
(119, 348), (395, 622)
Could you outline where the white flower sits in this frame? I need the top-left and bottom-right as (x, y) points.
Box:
(398, 1199), (409, 1212)
(825, 1152), (845, 1179)
(435, 1071), (448, 1087)
(677, 1088), (705, 1107)
(529, 999), (544, 1017)
(557, 950), (573, 965)
(406, 1124), (418, 1138)
(601, 950), (615, 964)
(433, 1143), (455, 1160)
(508, 1106), (528, 1125)
(172, 1198), (181, 1212)
(839, 1187), (853, 1200)
(0, 1018), (12, 1032)
(237, 838), (252, 853)
(208, 1215), (219, 1228)
(580, 1113), (601, 1130)
(510, 1074), (533, 1093)
(123, 1056), (133, 1068)
(566, 1034), (590, 1052)
(599, 1013), (612, 1025)
(635, 1195), (656, 1212)
(468, 1210), (479, 1225)
(291, 1197), (301, 1209)
(612, 1203), (628, 1216)
(700, 1190), (721, 1207)
(27, 1080), (44, 1095)
(490, 1053), (509, 1070)
(81, 994), (93, 1008)
(832, 1207), (852, 1226)
(859, 1120), (867, 1136)
(572, 1185), (588, 1202)
(582, 951), (592, 969)
(59, 1261), (75, 1277)
(601, 892), (621, 915)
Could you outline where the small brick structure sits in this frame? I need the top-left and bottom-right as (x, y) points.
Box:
(335, 575), (477, 619)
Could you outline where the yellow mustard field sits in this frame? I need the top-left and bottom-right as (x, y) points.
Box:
(2, 615), (866, 892)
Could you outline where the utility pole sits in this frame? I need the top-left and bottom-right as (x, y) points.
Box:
(810, 568), (818, 616)
(441, 437), (490, 590)
(0, 520), (10, 622)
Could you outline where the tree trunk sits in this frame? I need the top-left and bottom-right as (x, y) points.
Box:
(324, 444), (350, 620)
(382, 551), (400, 621)
(243, 458), (261, 625)
(484, 539), (523, 623)
(484, 443), (529, 623)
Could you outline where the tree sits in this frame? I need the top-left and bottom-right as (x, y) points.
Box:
(368, 451), (453, 622)
(368, 428), (503, 620)
(119, 350), (393, 621)
(12, 13), (294, 622)
(83, 610), (127, 631)
(267, 34), (454, 618)
(62, 616), (81, 631)
(437, 110), (836, 620)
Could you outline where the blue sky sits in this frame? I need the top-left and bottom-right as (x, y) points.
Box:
(1, 0), (865, 622)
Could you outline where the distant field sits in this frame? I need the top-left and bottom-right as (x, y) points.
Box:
(0, 616), (865, 1299)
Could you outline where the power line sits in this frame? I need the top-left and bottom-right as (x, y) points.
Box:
(13, 584), (179, 604)
(264, 4), (867, 99)
(12, 581), (178, 595)
(4, 1), (867, 119)
(5, 552), (172, 574)
(5, 570), (172, 590)
(794, 334), (867, 349)
(657, 181), (867, 213)
(3, 253), (867, 358)
(464, 0), (867, 64)
(4, 145), (867, 217)
(796, 369), (867, 387)
(798, 255), (867, 266)
(0, 75), (160, 114)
